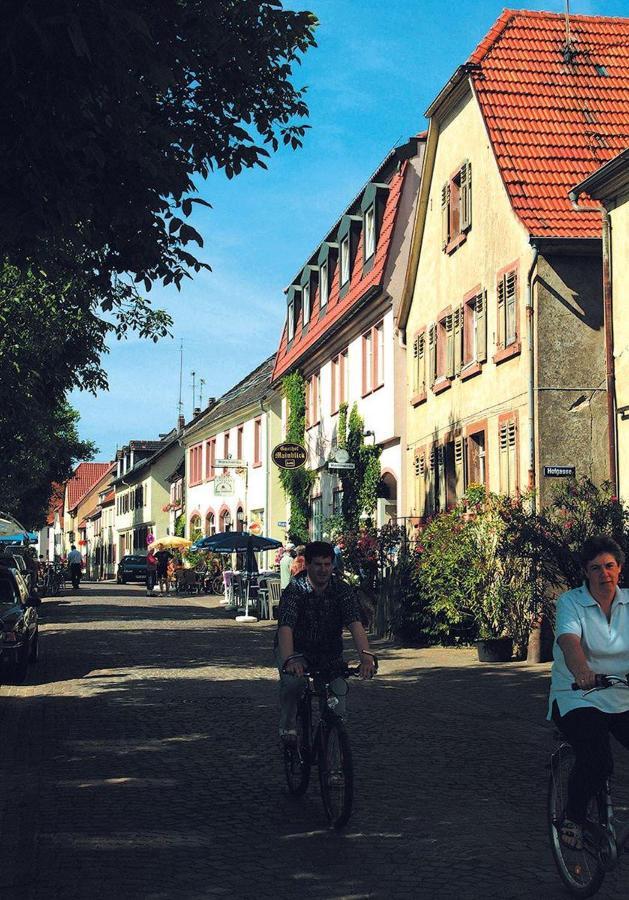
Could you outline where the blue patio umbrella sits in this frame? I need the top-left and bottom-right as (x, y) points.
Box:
(192, 531), (282, 622)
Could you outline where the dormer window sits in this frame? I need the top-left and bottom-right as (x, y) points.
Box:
(317, 241), (338, 313)
(285, 284), (302, 342)
(360, 182), (388, 268)
(299, 265), (317, 330)
(336, 215), (361, 298)
(340, 235), (350, 286)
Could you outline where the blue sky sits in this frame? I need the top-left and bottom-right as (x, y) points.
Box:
(71, 0), (629, 458)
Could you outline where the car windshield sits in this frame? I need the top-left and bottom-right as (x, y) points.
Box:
(0, 577), (18, 606)
(124, 556), (146, 563)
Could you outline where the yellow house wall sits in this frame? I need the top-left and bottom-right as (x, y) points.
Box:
(404, 88), (532, 513)
(611, 190), (629, 502)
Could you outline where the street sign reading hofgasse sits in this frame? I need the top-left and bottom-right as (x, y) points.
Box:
(272, 442), (307, 470)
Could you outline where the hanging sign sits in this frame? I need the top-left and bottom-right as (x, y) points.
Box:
(214, 474), (235, 496)
(272, 443), (307, 470)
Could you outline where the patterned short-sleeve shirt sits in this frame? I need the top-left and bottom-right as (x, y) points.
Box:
(276, 572), (361, 665)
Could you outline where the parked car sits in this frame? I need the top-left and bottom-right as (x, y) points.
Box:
(0, 562), (38, 684)
(116, 554), (148, 584)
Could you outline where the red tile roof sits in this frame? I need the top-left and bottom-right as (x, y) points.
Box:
(66, 462), (114, 511)
(46, 483), (64, 526)
(468, 10), (629, 238)
(272, 150), (417, 382)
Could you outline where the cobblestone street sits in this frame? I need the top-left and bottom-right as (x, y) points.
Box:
(1, 583), (629, 899)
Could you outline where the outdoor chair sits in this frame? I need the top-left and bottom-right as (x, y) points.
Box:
(259, 577), (281, 620)
(176, 569), (199, 594)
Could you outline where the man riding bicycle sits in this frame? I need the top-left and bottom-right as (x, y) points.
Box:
(275, 540), (376, 744)
(548, 534), (629, 850)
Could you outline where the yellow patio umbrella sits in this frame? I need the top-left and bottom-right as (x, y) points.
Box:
(148, 536), (192, 552)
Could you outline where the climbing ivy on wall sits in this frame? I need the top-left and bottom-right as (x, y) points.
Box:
(280, 372), (315, 543)
(339, 403), (382, 530)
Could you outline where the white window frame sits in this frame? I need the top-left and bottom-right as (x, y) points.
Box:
(302, 282), (310, 326)
(340, 235), (350, 286)
(364, 205), (376, 259)
(320, 260), (328, 308)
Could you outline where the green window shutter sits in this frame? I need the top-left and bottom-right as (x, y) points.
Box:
(428, 323), (437, 385)
(477, 291), (487, 362)
(454, 436), (465, 498)
(460, 160), (472, 231)
(441, 184), (450, 250)
(508, 420), (517, 495)
(497, 276), (505, 350)
(453, 306), (463, 374)
(505, 271), (517, 345)
(437, 445), (447, 512)
(445, 313), (454, 379)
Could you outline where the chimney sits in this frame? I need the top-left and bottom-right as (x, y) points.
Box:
(207, 396), (217, 409)
(193, 407), (201, 416)
(178, 414), (185, 432)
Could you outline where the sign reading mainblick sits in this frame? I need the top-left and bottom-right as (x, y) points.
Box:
(272, 442), (307, 470)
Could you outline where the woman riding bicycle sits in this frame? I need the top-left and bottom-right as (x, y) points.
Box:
(548, 534), (629, 850)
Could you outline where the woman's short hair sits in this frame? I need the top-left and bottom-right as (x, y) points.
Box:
(580, 534), (625, 568)
(304, 541), (334, 563)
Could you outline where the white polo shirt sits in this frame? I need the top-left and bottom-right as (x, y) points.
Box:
(548, 583), (629, 718)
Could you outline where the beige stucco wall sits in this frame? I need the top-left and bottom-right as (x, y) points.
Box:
(404, 87), (532, 514)
(611, 189), (629, 501)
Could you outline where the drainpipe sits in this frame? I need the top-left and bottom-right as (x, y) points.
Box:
(601, 209), (618, 496)
(526, 243), (540, 503)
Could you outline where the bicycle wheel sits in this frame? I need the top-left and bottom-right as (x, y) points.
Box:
(284, 697), (311, 796)
(548, 743), (605, 897)
(319, 716), (353, 830)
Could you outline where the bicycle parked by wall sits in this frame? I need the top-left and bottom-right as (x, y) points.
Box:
(548, 674), (629, 897)
(282, 658), (377, 830)
(41, 563), (64, 597)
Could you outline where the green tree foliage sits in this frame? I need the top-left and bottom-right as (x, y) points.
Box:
(0, 264), (100, 526)
(0, 0), (317, 312)
(0, 401), (95, 529)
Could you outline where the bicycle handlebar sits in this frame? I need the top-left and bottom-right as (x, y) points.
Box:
(282, 656), (379, 677)
(571, 674), (629, 690)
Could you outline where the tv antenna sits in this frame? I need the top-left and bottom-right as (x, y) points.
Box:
(200, 377), (206, 408)
(177, 340), (184, 419)
(191, 370), (196, 412)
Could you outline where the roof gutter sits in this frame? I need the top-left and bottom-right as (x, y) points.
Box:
(397, 118), (439, 332)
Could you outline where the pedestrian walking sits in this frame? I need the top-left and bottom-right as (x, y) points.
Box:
(67, 544), (82, 590)
(290, 546), (306, 578)
(154, 547), (173, 595)
(279, 543), (295, 590)
(146, 549), (158, 595)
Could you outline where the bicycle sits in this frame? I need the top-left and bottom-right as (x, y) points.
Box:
(548, 674), (629, 897)
(281, 656), (377, 830)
